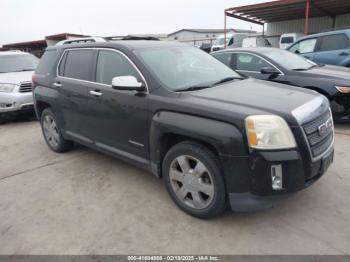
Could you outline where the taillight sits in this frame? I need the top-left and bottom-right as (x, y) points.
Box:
(32, 74), (37, 89)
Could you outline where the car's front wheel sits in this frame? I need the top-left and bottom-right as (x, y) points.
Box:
(162, 141), (226, 218)
(40, 108), (73, 153)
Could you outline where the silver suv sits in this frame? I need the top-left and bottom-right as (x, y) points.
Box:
(0, 51), (39, 122)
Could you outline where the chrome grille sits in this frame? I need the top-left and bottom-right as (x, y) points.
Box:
(302, 110), (333, 158)
(19, 82), (33, 93)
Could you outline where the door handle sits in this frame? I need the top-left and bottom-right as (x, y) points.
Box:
(89, 90), (103, 97)
(53, 82), (62, 88)
(339, 52), (349, 56)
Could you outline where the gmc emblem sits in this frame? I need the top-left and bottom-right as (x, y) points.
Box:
(318, 119), (333, 136)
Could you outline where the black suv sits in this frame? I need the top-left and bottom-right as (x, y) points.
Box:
(33, 41), (334, 218)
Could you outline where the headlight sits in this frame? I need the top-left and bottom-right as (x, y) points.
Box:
(245, 115), (296, 150)
(335, 86), (350, 94)
(0, 83), (16, 93)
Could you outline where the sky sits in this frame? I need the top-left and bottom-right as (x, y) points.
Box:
(0, 0), (269, 46)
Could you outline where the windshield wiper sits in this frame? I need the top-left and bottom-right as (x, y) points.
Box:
(175, 77), (242, 92)
(175, 84), (212, 92)
(211, 76), (242, 86)
(293, 64), (324, 71)
(12, 69), (35, 72)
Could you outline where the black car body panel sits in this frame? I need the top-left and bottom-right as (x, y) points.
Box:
(33, 42), (334, 212)
(212, 47), (350, 121)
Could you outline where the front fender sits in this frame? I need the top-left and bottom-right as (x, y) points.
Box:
(150, 111), (251, 193)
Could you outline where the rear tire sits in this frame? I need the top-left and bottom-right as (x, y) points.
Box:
(162, 141), (226, 219)
(40, 108), (73, 153)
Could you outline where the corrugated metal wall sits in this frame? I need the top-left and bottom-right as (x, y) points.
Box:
(266, 14), (350, 36)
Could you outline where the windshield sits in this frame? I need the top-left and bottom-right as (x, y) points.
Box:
(263, 49), (315, 70)
(136, 46), (241, 91)
(213, 36), (229, 46)
(0, 54), (39, 73)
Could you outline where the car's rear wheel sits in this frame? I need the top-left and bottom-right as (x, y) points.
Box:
(40, 108), (73, 153)
(163, 141), (226, 218)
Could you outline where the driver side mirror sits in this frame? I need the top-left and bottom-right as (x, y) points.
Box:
(112, 76), (145, 91)
(260, 67), (280, 76)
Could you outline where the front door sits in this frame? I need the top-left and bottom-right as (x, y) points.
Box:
(232, 53), (287, 84)
(86, 49), (149, 161)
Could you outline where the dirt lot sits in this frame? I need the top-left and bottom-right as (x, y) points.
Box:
(0, 118), (349, 255)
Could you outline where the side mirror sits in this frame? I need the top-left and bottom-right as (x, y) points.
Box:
(112, 76), (145, 91)
(260, 67), (280, 75)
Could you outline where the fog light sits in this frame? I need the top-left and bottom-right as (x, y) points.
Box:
(271, 164), (283, 190)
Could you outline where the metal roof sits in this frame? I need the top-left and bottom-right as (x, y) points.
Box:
(225, 0), (350, 25)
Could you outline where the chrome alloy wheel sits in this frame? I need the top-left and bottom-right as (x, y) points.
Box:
(42, 115), (59, 148)
(169, 155), (215, 210)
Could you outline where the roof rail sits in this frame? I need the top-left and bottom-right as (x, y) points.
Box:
(106, 35), (160, 41)
(55, 37), (106, 46)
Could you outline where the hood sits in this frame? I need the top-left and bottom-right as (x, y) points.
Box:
(188, 78), (322, 125)
(0, 71), (34, 85)
(300, 65), (350, 82)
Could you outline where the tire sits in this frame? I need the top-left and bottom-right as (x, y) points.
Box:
(40, 108), (73, 153)
(0, 114), (5, 124)
(162, 141), (226, 219)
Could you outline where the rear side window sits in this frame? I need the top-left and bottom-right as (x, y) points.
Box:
(35, 50), (57, 74)
(96, 50), (140, 85)
(319, 34), (349, 51)
(62, 49), (95, 81)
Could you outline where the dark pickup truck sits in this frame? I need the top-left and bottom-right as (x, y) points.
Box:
(33, 41), (334, 218)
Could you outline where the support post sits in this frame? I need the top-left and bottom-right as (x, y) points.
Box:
(224, 10), (227, 48)
(304, 0), (310, 35)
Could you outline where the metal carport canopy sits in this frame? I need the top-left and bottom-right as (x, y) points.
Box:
(225, 0), (350, 24)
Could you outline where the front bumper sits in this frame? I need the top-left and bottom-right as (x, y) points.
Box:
(0, 92), (34, 113)
(225, 146), (334, 212)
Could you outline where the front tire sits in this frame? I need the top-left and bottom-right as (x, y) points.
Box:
(162, 141), (226, 218)
(40, 108), (73, 153)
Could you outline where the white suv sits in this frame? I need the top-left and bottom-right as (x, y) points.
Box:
(0, 51), (39, 122)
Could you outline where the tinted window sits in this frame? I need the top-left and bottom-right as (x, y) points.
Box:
(281, 37), (294, 44)
(319, 34), (349, 51)
(0, 54), (39, 73)
(36, 50), (57, 74)
(96, 50), (140, 85)
(235, 53), (271, 72)
(289, 38), (317, 54)
(62, 50), (95, 81)
(212, 53), (232, 67)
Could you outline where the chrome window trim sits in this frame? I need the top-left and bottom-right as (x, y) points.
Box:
(56, 47), (149, 94)
(220, 51), (285, 76)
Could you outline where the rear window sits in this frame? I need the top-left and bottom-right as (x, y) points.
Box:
(319, 34), (349, 52)
(281, 37), (294, 44)
(36, 50), (57, 75)
(61, 49), (95, 81)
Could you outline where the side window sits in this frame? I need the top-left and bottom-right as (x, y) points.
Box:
(289, 38), (317, 54)
(319, 34), (349, 52)
(235, 53), (271, 72)
(96, 50), (140, 85)
(62, 49), (95, 81)
(58, 52), (67, 76)
(212, 53), (232, 68)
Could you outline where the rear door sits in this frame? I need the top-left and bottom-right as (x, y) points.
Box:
(55, 49), (97, 143)
(312, 33), (350, 65)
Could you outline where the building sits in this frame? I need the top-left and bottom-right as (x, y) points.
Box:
(167, 28), (256, 45)
(2, 33), (88, 57)
(224, 0), (350, 47)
